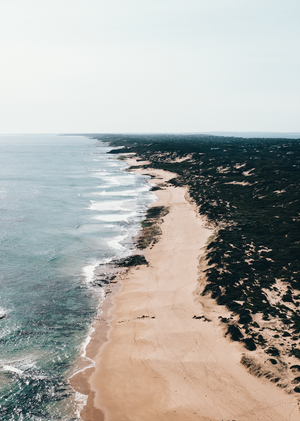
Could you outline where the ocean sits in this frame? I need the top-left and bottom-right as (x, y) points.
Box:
(0, 135), (155, 420)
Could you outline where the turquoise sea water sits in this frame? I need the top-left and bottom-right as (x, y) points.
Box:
(0, 135), (155, 420)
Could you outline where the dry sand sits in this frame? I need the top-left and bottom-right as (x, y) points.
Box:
(80, 160), (300, 421)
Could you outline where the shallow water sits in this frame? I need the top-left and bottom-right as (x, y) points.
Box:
(0, 135), (155, 420)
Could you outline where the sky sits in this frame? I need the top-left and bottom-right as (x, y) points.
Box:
(0, 0), (299, 134)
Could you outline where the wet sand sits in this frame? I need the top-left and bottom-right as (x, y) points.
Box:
(76, 160), (300, 421)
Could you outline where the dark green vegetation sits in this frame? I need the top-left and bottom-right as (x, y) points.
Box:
(92, 255), (149, 288)
(137, 205), (169, 249)
(95, 133), (300, 355)
(114, 254), (149, 267)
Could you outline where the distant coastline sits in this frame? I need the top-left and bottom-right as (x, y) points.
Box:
(201, 131), (300, 139)
(55, 131), (300, 141)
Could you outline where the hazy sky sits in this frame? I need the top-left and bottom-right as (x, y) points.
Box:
(0, 0), (299, 134)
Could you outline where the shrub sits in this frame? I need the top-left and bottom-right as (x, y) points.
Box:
(265, 347), (280, 357)
(226, 324), (244, 341)
(243, 338), (257, 351)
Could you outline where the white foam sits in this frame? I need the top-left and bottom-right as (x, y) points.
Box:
(82, 257), (116, 283)
(88, 169), (107, 173)
(137, 185), (151, 192)
(3, 365), (23, 374)
(93, 212), (137, 222)
(107, 235), (127, 251)
(97, 175), (121, 186)
(82, 262), (98, 283)
(70, 323), (100, 419)
(69, 323), (100, 381)
(93, 189), (139, 197)
(81, 325), (96, 360)
(74, 390), (88, 419)
(96, 174), (137, 187)
(0, 354), (38, 377)
(18, 358), (37, 371)
(88, 200), (132, 212)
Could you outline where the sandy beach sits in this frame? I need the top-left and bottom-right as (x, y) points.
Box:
(76, 160), (300, 421)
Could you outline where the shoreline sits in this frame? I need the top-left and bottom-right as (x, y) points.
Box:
(69, 156), (158, 420)
(72, 156), (300, 421)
